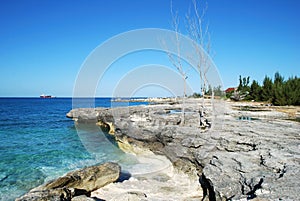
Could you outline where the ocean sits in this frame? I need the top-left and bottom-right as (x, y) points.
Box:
(0, 98), (147, 201)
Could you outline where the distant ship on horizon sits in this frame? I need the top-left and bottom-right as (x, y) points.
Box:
(40, 94), (56, 98)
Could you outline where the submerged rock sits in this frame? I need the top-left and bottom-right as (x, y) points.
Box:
(16, 162), (120, 201)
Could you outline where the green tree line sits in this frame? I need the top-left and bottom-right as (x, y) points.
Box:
(237, 72), (300, 106)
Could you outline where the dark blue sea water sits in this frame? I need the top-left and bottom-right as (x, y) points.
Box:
(0, 98), (147, 201)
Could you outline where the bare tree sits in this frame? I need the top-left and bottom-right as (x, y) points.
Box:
(186, 0), (211, 115)
(163, 1), (189, 125)
(163, 0), (211, 126)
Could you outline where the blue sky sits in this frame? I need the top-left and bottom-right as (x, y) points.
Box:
(0, 0), (299, 97)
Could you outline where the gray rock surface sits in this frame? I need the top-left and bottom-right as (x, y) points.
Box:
(71, 195), (96, 201)
(110, 191), (147, 201)
(66, 99), (300, 200)
(15, 188), (76, 201)
(16, 162), (120, 201)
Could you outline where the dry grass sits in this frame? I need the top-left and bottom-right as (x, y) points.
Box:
(271, 106), (300, 118)
(229, 100), (300, 121)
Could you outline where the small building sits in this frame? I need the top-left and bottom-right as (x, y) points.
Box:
(225, 87), (236, 94)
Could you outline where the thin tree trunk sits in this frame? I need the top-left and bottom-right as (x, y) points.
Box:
(181, 76), (187, 125)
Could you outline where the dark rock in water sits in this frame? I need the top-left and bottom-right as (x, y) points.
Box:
(16, 162), (121, 201)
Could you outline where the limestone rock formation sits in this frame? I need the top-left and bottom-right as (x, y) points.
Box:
(71, 195), (96, 201)
(110, 191), (147, 201)
(16, 162), (120, 201)
(66, 100), (300, 200)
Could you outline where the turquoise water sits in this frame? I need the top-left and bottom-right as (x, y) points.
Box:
(0, 98), (146, 201)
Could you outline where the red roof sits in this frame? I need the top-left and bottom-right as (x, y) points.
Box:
(225, 87), (235, 93)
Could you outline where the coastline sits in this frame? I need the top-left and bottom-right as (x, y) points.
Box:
(69, 98), (299, 200)
(17, 98), (300, 200)
(93, 114), (203, 200)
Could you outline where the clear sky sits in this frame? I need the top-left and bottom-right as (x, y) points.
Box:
(0, 0), (299, 97)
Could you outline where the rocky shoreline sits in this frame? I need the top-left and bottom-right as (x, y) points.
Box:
(18, 98), (300, 200)
(16, 162), (121, 201)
